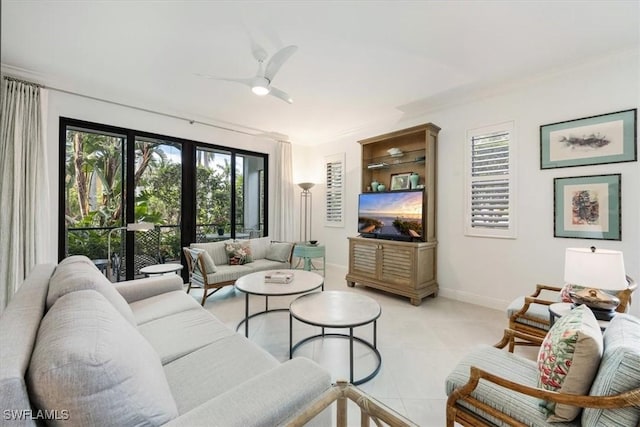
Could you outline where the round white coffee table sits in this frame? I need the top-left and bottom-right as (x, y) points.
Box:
(234, 269), (324, 338)
(139, 263), (183, 277)
(289, 290), (382, 385)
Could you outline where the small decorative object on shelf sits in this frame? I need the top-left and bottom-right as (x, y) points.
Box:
(264, 271), (293, 284)
(371, 180), (379, 192)
(377, 184), (386, 191)
(409, 172), (420, 189)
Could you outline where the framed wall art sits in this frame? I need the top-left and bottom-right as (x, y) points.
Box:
(541, 109), (636, 169)
(390, 172), (411, 190)
(553, 174), (621, 240)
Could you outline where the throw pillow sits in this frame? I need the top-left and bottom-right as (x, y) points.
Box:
(27, 290), (179, 426)
(559, 284), (573, 303)
(266, 242), (293, 263)
(225, 241), (253, 265)
(537, 304), (603, 422)
(188, 247), (217, 273)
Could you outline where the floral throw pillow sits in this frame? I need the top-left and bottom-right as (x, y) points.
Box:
(224, 242), (253, 265)
(537, 304), (603, 422)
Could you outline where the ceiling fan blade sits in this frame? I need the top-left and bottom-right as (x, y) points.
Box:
(269, 87), (293, 104)
(264, 45), (298, 81)
(195, 73), (253, 87)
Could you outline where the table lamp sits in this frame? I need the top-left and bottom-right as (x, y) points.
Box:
(564, 246), (627, 320)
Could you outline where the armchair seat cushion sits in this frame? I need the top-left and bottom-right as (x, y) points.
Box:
(507, 297), (550, 331)
(445, 346), (579, 427)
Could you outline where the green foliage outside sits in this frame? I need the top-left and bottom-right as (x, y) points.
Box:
(65, 131), (237, 262)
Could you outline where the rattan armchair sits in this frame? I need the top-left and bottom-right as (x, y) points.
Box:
(183, 247), (233, 305)
(498, 278), (637, 352)
(447, 318), (640, 427)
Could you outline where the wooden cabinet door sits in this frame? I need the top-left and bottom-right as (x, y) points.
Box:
(350, 240), (379, 280)
(380, 244), (414, 288)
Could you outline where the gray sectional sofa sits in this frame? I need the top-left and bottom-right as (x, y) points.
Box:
(0, 255), (331, 426)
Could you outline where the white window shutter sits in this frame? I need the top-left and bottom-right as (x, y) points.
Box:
(465, 122), (516, 238)
(325, 152), (345, 227)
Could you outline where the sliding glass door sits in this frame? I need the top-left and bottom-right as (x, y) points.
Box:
(59, 118), (268, 281)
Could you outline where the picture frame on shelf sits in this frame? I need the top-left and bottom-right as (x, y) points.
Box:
(553, 174), (621, 241)
(540, 109), (637, 169)
(390, 172), (411, 190)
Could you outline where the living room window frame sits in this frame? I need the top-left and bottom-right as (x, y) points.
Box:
(464, 121), (517, 239)
(58, 117), (269, 281)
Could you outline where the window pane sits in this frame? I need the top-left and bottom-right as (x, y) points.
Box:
(236, 153), (265, 239)
(133, 138), (182, 276)
(64, 128), (125, 268)
(195, 148), (232, 242)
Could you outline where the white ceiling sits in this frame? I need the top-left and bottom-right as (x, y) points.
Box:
(2, 1), (639, 145)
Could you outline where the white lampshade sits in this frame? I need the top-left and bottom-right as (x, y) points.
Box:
(298, 182), (315, 191)
(564, 247), (627, 291)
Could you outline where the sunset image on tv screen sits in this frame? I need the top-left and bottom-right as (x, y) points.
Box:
(358, 191), (423, 238)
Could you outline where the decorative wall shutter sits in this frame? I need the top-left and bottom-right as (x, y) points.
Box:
(465, 122), (516, 238)
(325, 152), (345, 227)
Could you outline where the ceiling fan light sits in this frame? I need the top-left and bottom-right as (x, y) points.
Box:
(251, 85), (270, 96)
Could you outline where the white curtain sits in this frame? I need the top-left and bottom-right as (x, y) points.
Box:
(0, 78), (48, 314)
(272, 140), (294, 242)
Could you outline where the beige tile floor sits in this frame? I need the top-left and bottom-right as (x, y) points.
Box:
(191, 264), (535, 426)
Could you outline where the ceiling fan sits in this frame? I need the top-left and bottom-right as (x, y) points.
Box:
(199, 44), (298, 104)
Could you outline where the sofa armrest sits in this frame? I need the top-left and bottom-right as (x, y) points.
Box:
(114, 275), (184, 303)
(165, 358), (331, 427)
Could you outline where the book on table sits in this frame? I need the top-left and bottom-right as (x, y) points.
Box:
(264, 271), (293, 284)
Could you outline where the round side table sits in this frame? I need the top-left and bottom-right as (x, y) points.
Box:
(139, 263), (183, 277)
(289, 290), (382, 385)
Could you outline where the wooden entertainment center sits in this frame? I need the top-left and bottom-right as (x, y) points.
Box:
(346, 123), (440, 305)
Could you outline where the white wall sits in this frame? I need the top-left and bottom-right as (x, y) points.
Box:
(42, 90), (278, 262)
(305, 50), (640, 315)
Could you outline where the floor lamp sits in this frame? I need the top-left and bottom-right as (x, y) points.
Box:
(298, 182), (314, 243)
(107, 222), (154, 281)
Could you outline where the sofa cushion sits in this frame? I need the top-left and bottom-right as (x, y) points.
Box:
(266, 242), (293, 263)
(582, 314), (640, 426)
(192, 240), (232, 266)
(27, 290), (178, 426)
(250, 236), (272, 260)
(129, 290), (202, 325)
(164, 333), (279, 414)
(138, 307), (235, 364)
(537, 304), (603, 422)
(225, 241), (253, 265)
(188, 247), (217, 273)
(48, 255), (136, 326)
(202, 264), (254, 285)
(247, 258), (292, 272)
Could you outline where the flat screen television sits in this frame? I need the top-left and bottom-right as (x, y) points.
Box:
(358, 189), (424, 241)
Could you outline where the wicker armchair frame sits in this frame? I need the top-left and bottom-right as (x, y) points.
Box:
(448, 329), (640, 427)
(499, 279), (637, 352)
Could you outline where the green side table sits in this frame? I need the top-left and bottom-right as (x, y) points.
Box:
(293, 244), (326, 276)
